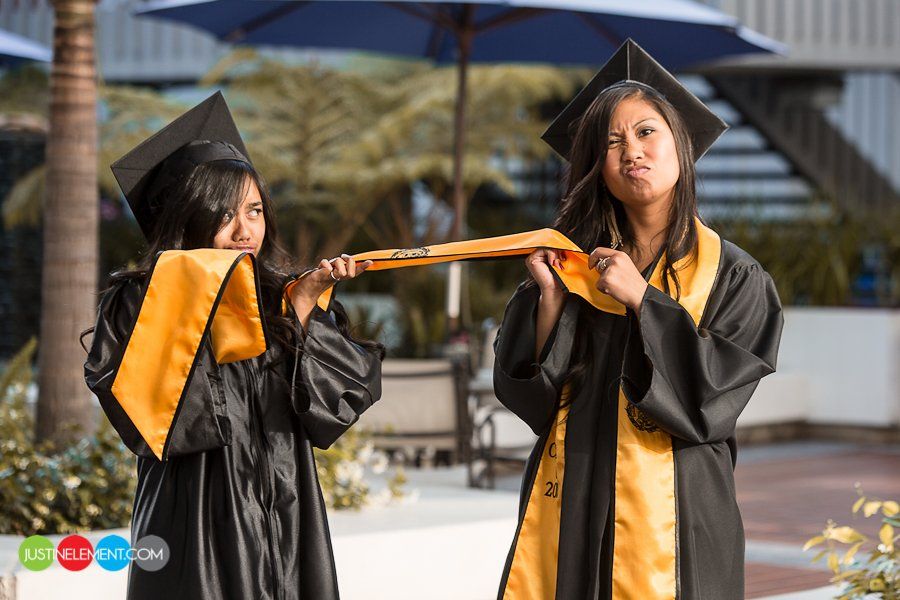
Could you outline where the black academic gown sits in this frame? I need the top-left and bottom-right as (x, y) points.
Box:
(84, 278), (382, 600)
(494, 240), (783, 600)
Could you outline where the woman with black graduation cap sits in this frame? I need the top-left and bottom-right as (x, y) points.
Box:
(493, 40), (784, 600)
(84, 92), (382, 599)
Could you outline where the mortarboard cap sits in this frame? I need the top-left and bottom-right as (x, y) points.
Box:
(542, 39), (728, 162)
(110, 91), (252, 240)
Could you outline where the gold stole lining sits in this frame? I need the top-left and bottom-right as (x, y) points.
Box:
(611, 220), (721, 599)
(111, 250), (267, 460)
(503, 219), (721, 599)
(503, 390), (569, 600)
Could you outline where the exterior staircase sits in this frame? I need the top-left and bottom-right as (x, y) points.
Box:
(683, 74), (817, 220)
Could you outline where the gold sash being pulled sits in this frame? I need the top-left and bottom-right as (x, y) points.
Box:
(285, 228), (629, 316)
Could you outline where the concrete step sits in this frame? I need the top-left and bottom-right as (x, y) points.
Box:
(697, 152), (795, 176)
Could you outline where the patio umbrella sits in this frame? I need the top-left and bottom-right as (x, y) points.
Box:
(0, 27), (52, 66)
(136, 0), (785, 327)
(137, 0), (783, 239)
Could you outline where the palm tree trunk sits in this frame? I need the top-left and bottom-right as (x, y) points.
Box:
(36, 0), (99, 445)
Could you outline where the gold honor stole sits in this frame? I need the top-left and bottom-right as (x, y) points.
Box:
(286, 228), (629, 316)
(111, 249), (268, 460)
(285, 219), (721, 599)
(503, 218), (722, 600)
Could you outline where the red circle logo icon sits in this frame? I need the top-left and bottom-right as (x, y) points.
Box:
(56, 535), (93, 571)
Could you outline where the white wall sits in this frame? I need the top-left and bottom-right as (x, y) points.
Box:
(740, 307), (900, 428)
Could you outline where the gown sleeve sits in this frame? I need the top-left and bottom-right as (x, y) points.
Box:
(620, 261), (784, 444)
(290, 305), (383, 450)
(492, 282), (580, 434)
(84, 279), (233, 459)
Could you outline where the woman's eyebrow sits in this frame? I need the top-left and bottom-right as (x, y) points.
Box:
(609, 117), (659, 135)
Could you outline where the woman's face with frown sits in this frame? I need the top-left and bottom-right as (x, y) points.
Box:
(601, 95), (680, 210)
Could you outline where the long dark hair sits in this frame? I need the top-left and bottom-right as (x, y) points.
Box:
(553, 83), (700, 397)
(97, 159), (384, 360)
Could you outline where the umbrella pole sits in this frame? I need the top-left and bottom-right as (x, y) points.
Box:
(451, 9), (473, 243)
(447, 5), (474, 336)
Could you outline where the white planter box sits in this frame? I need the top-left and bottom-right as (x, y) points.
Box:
(0, 469), (518, 600)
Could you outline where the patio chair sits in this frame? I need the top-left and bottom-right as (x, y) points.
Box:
(359, 358), (472, 472)
(470, 403), (538, 489)
(468, 325), (538, 489)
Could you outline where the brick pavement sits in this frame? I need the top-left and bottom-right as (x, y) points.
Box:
(736, 444), (900, 598)
(744, 563), (832, 599)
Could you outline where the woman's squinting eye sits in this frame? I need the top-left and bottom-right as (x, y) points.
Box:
(639, 127), (655, 136)
(248, 207), (262, 218)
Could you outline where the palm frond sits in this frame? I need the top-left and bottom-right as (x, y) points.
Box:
(2, 164), (45, 228)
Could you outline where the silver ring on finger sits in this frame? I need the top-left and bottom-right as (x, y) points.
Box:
(330, 271), (340, 282)
(597, 257), (610, 271)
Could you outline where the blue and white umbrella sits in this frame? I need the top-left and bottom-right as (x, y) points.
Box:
(138, 0), (783, 69)
(136, 0), (785, 326)
(137, 0), (784, 239)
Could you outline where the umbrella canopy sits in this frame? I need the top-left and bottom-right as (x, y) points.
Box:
(137, 1), (784, 235)
(0, 28), (52, 66)
(138, 0), (784, 70)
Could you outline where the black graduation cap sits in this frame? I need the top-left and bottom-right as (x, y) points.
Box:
(110, 91), (252, 240)
(542, 39), (728, 162)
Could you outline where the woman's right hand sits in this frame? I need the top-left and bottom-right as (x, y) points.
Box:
(291, 255), (372, 307)
(290, 254), (373, 331)
(526, 248), (566, 294)
(527, 249), (567, 360)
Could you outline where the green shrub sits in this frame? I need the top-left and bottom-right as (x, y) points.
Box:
(805, 487), (899, 599)
(0, 338), (136, 535)
(314, 426), (407, 511)
(709, 202), (900, 307)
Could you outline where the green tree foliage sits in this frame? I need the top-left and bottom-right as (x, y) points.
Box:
(201, 50), (576, 263)
(0, 65), (49, 120)
(2, 84), (187, 229)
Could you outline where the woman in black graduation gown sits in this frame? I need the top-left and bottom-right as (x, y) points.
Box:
(494, 41), (784, 600)
(84, 93), (382, 600)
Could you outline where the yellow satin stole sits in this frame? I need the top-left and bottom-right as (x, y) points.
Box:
(502, 219), (721, 600)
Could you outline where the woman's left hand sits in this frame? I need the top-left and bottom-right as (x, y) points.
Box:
(587, 247), (649, 313)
